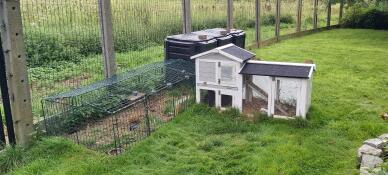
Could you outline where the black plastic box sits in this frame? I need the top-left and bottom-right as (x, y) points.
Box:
(165, 33), (217, 61)
(204, 28), (246, 48)
(193, 30), (233, 47)
(164, 28), (246, 61)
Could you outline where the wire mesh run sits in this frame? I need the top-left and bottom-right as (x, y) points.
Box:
(41, 59), (195, 153)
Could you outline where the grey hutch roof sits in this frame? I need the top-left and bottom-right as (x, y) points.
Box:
(191, 44), (315, 79)
(240, 60), (315, 79)
(191, 44), (255, 63)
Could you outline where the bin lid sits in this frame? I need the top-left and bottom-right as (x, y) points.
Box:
(205, 28), (244, 35)
(166, 33), (216, 42)
(193, 30), (233, 39)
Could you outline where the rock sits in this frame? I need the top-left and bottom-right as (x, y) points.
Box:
(358, 144), (383, 158)
(378, 134), (388, 142)
(359, 167), (371, 175)
(364, 138), (385, 149)
(381, 113), (388, 121)
(360, 155), (383, 169)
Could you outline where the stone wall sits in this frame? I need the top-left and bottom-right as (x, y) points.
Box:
(358, 134), (388, 175)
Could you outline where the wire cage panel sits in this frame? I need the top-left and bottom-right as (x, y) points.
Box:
(41, 59), (195, 153)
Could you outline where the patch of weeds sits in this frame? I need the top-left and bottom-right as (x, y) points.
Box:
(163, 99), (175, 116)
(190, 104), (214, 115)
(252, 112), (269, 123)
(79, 138), (97, 148)
(221, 108), (243, 119)
(199, 139), (224, 152)
(292, 117), (309, 128)
(0, 146), (26, 174)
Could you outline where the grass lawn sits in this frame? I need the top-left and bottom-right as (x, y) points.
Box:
(2, 29), (388, 175)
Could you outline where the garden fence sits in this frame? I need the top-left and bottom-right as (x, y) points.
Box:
(20, 0), (341, 118)
(40, 59), (195, 153)
(1, 0), (347, 147)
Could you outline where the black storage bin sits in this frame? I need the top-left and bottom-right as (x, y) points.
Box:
(229, 29), (246, 48)
(204, 28), (246, 48)
(194, 30), (233, 47)
(165, 33), (217, 61)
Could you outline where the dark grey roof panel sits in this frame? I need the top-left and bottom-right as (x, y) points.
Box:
(240, 63), (312, 78)
(221, 45), (254, 62)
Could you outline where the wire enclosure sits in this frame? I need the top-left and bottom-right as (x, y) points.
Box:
(41, 59), (195, 153)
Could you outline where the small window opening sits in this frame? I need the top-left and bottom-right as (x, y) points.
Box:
(200, 89), (215, 107)
(221, 65), (234, 83)
(221, 94), (233, 108)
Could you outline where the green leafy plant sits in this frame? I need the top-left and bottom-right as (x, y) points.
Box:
(25, 32), (83, 68)
(342, 7), (388, 29)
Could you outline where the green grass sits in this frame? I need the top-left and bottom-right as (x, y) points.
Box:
(3, 29), (387, 175)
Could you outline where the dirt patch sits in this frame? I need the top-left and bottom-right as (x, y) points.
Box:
(66, 91), (191, 152)
(243, 97), (268, 117)
(243, 97), (297, 119)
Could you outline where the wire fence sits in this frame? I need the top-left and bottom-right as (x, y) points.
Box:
(21, 0), (104, 122)
(0, 0), (347, 149)
(18, 0), (342, 121)
(40, 59), (195, 153)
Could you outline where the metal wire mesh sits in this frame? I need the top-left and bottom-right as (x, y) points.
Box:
(11, 0), (346, 144)
(0, 108), (5, 147)
(234, 0), (255, 44)
(330, 1), (341, 25)
(280, 0), (298, 35)
(21, 0), (104, 121)
(317, 0), (328, 28)
(111, 0), (182, 73)
(192, 0), (227, 31)
(301, 0), (315, 30)
(41, 59), (195, 153)
(261, 0), (277, 39)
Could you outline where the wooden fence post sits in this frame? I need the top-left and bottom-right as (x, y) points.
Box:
(255, 0), (261, 47)
(227, 0), (233, 32)
(182, 0), (192, 33)
(0, 0), (34, 146)
(98, 0), (117, 78)
(296, 0), (303, 32)
(327, 0), (331, 28)
(275, 0), (281, 40)
(339, 0), (344, 23)
(313, 0), (318, 29)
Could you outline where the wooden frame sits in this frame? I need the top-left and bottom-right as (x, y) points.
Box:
(255, 0), (261, 47)
(327, 0), (332, 28)
(339, 0), (344, 23)
(227, 0), (234, 32)
(275, 0), (281, 40)
(296, 0), (303, 32)
(313, 0), (318, 29)
(98, 0), (117, 78)
(247, 25), (340, 49)
(0, 0), (34, 146)
(182, 0), (192, 33)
